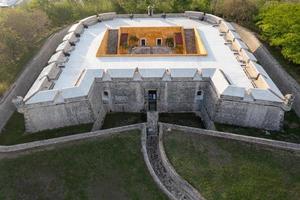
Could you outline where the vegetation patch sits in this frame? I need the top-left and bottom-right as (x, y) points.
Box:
(0, 130), (166, 199)
(164, 130), (300, 200)
(215, 111), (300, 144)
(0, 112), (93, 145)
(159, 112), (204, 128)
(102, 112), (146, 129)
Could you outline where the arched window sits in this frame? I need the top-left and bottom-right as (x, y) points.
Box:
(197, 90), (202, 96)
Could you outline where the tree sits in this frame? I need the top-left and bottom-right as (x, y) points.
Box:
(1, 9), (50, 47)
(212, 0), (258, 24)
(257, 2), (300, 64)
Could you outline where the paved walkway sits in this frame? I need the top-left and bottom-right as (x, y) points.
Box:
(0, 27), (69, 132)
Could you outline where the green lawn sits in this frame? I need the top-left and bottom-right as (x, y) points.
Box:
(0, 112), (93, 145)
(102, 112), (146, 129)
(0, 130), (166, 200)
(164, 130), (300, 200)
(215, 111), (300, 143)
(159, 112), (204, 128)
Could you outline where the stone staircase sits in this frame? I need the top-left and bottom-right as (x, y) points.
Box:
(184, 29), (197, 54)
(106, 29), (118, 54)
(145, 112), (203, 200)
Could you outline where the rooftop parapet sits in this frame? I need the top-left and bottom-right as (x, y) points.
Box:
(48, 51), (68, 65)
(79, 15), (98, 26)
(240, 48), (257, 63)
(68, 22), (84, 35)
(219, 21), (235, 33)
(204, 14), (223, 25)
(98, 12), (116, 21)
(56, 41), (74, 54)
(225, 30), (241, 42)
(63, 32), (79, 44)
(231, 39), (249, 52)
(184, 11), (205, 20)
(39, 63), (61, 81)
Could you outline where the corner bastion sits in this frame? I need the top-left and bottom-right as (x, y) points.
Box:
(13, 11), (294, 133)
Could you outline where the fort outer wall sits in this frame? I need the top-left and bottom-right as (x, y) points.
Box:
(233, 23), (300, 117)
(21, 77), (284, 133)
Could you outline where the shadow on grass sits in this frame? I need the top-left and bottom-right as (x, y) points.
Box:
(215, 111), (300, 143)
(0, 112), (93, 145)
(159, 112), (204, 128)
(102, 112), (147, 129)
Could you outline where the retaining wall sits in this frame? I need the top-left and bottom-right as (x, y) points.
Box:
(158, 125), (205, 199)
(160, 123), (300, 152)
(0, 123), (144, 158)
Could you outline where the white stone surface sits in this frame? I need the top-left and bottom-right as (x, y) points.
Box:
(48, 51), (68, 64)
(68, 23), (84, 34)
(241, 49), (257, 63)
(219, 21), (235, 33)
(39, 63), (61, 80)
(63, 32), (79, 43)
(226, 30), (241, 42)
(56, 41), (74, 53)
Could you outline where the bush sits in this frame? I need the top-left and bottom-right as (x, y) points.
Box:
(257, 2), (300, 64)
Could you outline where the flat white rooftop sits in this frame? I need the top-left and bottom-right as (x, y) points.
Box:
(53, 17), (253, 90)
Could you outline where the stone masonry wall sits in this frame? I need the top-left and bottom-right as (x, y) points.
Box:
(24, 98), (94, 132)
(88, 83), (107, 130)
(23, 77), (285, 132)
(96, 79), (207, 113)
(214, 99), (284, 130)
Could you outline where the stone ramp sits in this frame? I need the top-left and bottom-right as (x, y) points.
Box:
(145, 112), (204, 200)
(106, 29), (118, 54)
(184, 29), (197, 54)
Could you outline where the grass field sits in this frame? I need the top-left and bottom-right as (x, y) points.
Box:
(102, 112), (146, 129)
(164, 130), (300, 200)
(216, 111), (300, 143)
(0, 112), (92, 145)
(0, 130), (166, 200)
(159, 112), (204, 128)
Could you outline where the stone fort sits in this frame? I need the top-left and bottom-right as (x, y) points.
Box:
(13, 11), (294, 133)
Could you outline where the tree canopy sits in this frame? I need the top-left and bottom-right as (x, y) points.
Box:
(257, 2), (300, 64)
